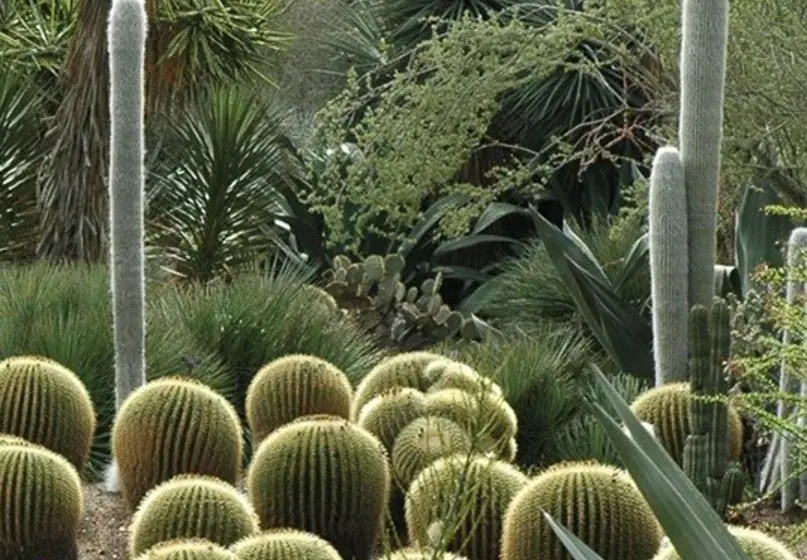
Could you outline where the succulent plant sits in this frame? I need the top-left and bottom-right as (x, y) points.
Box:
(500, 461), (663, 560)
(134, 539), (238, 559)
(129, 475), (259, 556)
(652, 525), (798, 560)
(629, 382), (743, 466)
(112, 376), (243, 508)
(406, 454), (528, 560)
(245, 354), (353, 445)
(391, 416), (472, 490)
(351, 351), (446, 419)
(229, 529), (343, 559)
(300, 284), (340, 315)
(247, 416), (390, 560)
(357, 387), (428, 452)
(423, 360), (501, 397)
(377, 549), (469, 559)
(0, 355), (96, 471)
(0, 442), (84, 559)
(0, 434), (33, 447)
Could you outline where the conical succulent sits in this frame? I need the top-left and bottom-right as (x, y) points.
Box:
(0, 355), (96, 471)
(0, 442), (84, 559)
(351, 351), (446, 419)
(406, 454), (528, 560)
(378, 549), (469, 559)
(129, 475), (259, 556)
(391, 416), (472, 490)
(652, 525), (798, 559)
(134, 539), (238, 559)
(247, 417), (390, 560)
(630, 382), (743, 465)
(245, 354), (353, 445)
(423, 360), (501, 397)
(112, 376), (243, 508)
(357, 387), (428, 452)
(501, 461), (663, 560)
(230, 529), (343, 559)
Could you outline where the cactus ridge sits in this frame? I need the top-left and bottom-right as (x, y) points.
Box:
(501, 461), (663, 560)
(652, 525), (798, 559)
(0, 355), (96, 471)
(134, 538), (238, 559)
(112, 376), (243, 508)
(247, 417), (390, 560)
(357, 387), (428, 452)
(129, 475), (259, 556)
(229, 529), (343, 559)
(391, 416), (472, 490)
(0, 444), (84, 560)
(424, 360), (501, 397)
(245, 354), (353, 445)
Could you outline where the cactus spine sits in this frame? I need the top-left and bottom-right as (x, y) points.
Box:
(107, 0), (147, 408)
(134, 539), (238, 559)
(648, 147), (688, 385)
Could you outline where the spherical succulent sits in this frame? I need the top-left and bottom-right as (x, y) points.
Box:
(247, 417), (390, 560)
(423, 360), (501, 397)
(0, 442), (84, 559)
(501, 461), (663, 560)
(652, 525), (798, 559)
(406, 454), (528, 560)
(378, 548), (469, 559)
(300, 285), (340, 315)
(129, 475), (259, 557)
(630, 382), (743, 465)
(357, 387), (428, 452)
(0, 434), (33, 447)
(112, 376), (243, 508)
(0, 355), (96, 471)
(134, 539), (238, 559)
(246, 354), (353, 445)
(391, 416), (472, 490)
(351, 351), (447, 419)
(230, 529), (343, 559)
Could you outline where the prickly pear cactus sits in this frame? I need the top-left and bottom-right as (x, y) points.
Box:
(391, 416), (472, 490)
(0, 443), (84, 559)
(247, 417), (390, 560)
(112, 376), (243, 508)
(351, 351), (446, 419)
(501, 461), (663, 560)
(230, 529), (343, 559)
(652, 525), (798, 560)
(357, 387), (428, 452)
(133, 539), (237, 559)
(245, 354), (353, 445)
(129, 475), (259, 556)
(0, 355), (96, 471)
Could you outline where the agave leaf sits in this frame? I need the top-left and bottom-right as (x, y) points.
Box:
(543, 511), (606, 560)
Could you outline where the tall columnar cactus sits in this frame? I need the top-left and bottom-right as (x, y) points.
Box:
(107, 0), (147, 409)
(648, 147), (688, 385)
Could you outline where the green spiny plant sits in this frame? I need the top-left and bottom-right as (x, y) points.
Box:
(356, 387), (428, 452)
(391, 416), (472, 490)
(351, 351), (446, 419)
(229, 529), (343, 559)
(378, 549), (469, 559)
(423, 359), (502, 397)
(652, 525), (798, 560)
(500, 461), (663, 560)
(0, 355), (96, 471)
(247, 416), (390, 560)
(405, 454), (528, 560)
(245, 354), (353, 445)
(134, 539), (238, 559)
(112, 376), (243, 508)
(0, 434), (33, 447)
(300, 285), (340, 315)
(630, 382), (743, 466)
(0, 443), (84, 559)
(129, 475), (259, 556)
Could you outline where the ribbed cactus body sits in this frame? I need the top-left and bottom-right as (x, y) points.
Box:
(424, 360), (501, 397)
(357, 387), (428, 452)
(107, 0), (147, 409)
(300, 285), (340, 315)
(230, 529), (343, 559)
(501, 461), (662, 560)
(379, 549), (468, 559)
(351, 351), (446, 419)
(134, 539), (238, 560)
(406, 455), (528, 560)
(653, 525), (798, 560)
(130, 475), (259, 556)
(245, 354), (352, 445)
(391, 416), (471, 490)
(630, 382), (743, 466)
(112, 377), (243, 508)
(648, 147), (689, 386)
(247, 417), (390, 560)
(0, 443), (83, 559)
(0, 355), (96, 471)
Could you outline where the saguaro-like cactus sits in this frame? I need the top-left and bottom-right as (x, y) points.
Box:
(108, 0), (147, 409)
